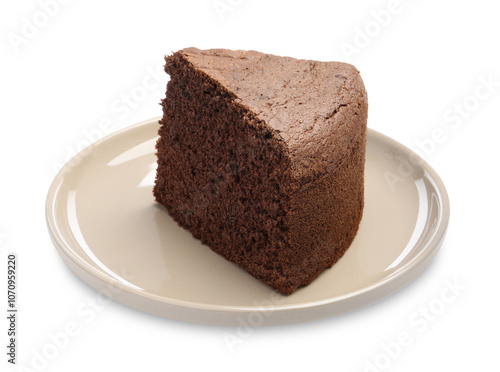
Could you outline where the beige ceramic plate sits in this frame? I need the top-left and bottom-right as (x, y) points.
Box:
(46, 117), (449, 326)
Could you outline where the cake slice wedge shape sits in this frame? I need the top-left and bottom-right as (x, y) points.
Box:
(154, 48), (368, 295)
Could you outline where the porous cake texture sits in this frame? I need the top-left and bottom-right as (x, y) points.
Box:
(153, 48), (368, 294)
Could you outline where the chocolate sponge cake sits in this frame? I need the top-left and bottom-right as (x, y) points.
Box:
(154, 48), (368, 295)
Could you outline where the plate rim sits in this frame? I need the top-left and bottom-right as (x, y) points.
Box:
(46, 117), (450, 322)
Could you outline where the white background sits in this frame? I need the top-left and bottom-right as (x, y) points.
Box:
(1, 0), (499, 371)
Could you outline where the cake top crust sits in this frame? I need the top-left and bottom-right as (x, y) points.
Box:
(175, 47), (368, 182)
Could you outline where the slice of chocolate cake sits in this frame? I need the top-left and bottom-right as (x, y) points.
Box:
(154, 48), (368, 295)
